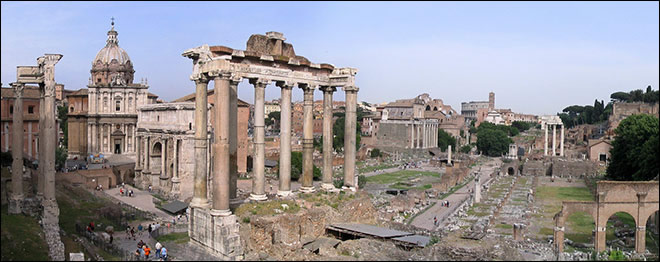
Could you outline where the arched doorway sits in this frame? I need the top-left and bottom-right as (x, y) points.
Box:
(564, 211), (596, 248)
(151, 142), (162, 173)
(507, 167), (515, 175)
(606, 212), (636, 252)
(646, 210), (660, 254)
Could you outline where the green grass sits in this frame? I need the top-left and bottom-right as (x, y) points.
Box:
(358, 163), (397, 174)
(536, 186), (594, 202)
(365, 170), (441, 184)
(155, 232), (190, 244)
(565, 211), (595, 244)
(391, 182), (433, 191)
(539, 227), (554, 236)
(235, 199), (300, 218)
(1, 205), (50, 261)
(496, 223), (513, 229)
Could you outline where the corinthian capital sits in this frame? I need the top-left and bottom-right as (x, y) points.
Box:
(10, 83), (25, 98)
(249, 78), (270, 88)
(319, 86), (337, 93)
(208, 69), (233, 80)
(343, 86), (359, 93)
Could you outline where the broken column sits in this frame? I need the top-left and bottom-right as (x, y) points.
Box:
(277, 81), (293, 197)
(9, 82), (25, 214)
(448, 145), (452, 166)
(321, 86), (337, 191)
(249, 78), (268, 200)
(343, 86), (359, 190)
(513, 223), (525, 240)
(299, 83), (315, 193)
(474, 176), (481, 203)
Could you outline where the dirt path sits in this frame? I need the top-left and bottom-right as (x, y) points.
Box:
(410, 158), (500, 230)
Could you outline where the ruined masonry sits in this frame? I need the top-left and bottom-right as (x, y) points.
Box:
(182, 31), (358, 259)
(12, 54), (66, 261)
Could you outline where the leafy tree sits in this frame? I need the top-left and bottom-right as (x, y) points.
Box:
(606, 114), (659, 181)
(286, 151), (322, 181)
(332, 116), (361, 152)
(459, 144), (472, 154)
(57, 104), (68, 148)
(437, 129), (456, 152)
(56, 147), (67, 171)
(643, 85), (659, 103)
(610, 92), (630, 102)
(476, 128), (512, 157)
(511, 121), (532, 132)
(630, 89), (644, 102)
(370, 148), (381, 158)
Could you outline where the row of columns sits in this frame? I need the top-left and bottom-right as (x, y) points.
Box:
(543, 123), (564, 157)
(410, 121), (438, 149)
(189, 72), (359, 216)
(86, 123), (136, 154)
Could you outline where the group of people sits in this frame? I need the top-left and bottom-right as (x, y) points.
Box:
(399, 161), (421, 169)
(94, 184), (104, 191)
(441, 200), (450, 207)
(135, 240), (168, 261)
(119, 183), (134, 197)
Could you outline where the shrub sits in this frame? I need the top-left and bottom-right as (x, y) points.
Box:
(357, 175), (366, 189)
(370, 148), (381, 158)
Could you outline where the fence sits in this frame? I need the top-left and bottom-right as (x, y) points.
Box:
(149, 222), (188, 239)
(74, 223), (138, 261)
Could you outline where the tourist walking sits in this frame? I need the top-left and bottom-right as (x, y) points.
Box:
(160, 246), (168, 261)
(155, 242), (162, 259)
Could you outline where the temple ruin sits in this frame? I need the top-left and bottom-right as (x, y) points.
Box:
(181, 31), (358, 259)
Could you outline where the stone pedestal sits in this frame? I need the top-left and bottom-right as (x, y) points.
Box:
(189, 207), (242, 260)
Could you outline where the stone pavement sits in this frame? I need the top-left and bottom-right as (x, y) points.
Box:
(104, 185), (174, 221)
(410, 158), (500, 231)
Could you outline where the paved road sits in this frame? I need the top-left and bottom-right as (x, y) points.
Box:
(410, 158), (500, 231)
(105, 185), (174, 220)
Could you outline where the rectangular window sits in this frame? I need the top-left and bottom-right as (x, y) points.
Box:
(116, 101), (121, 111)
(28, 106), (34, 114)
(599, 154), (607, 162)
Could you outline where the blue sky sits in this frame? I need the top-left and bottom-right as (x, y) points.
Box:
(2, 1), (658, 115)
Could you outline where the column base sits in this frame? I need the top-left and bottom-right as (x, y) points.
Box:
(210, 209), (232, 217)
(299, 186), (316, 193)
(341, 186), (356, 192)
(277, 190), (293, 197)
(8, 195), (24, 214)
(190, 198), (211, 209)
(189, 207), (242, 260)
(249, 193), (268, 201)
(321, 183), (339, 192)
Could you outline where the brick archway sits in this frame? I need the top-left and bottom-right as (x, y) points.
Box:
(554, 181), (659, 254)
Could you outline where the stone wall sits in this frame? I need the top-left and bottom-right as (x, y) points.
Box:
(521, 160), (548, 176)
(376, 121), (410, 150)
(550, 159), (598, 178)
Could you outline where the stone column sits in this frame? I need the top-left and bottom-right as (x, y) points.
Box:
(552, 124), (557, 156)
(320, 86), (337, 191)
(161, 138), (167, 176)
(410, 123), (414, 149)
(87, 124), (92, 155)
(560, 124), (564, 157)
(474, 176), (481, 203)
(635, 226), (646, 253)
(9, 83), (25, 214)
(343, 86), (359, 190)
(299, 83), (315, 193)
(211, 71), (231, 215)
(277, 81), (293, 196)
(554, 226), (565, 252)
(595, 226), (606, 252)
(229, 76), (240, 201)
(448, 145), (452, 165)
(190, 76), (210, 208)
(41, 54), (62, 206)
(544, 123), (548, 156)
(37, 86), (45, 198)
(249, 78), (268, 201)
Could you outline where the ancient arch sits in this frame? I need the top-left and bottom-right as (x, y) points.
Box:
(426, 105), (431, 111)
(507, 167), (515, 175)
(554, 181), (659, 254)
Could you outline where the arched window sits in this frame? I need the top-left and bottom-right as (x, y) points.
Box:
(189, 123), (192, 130)
(116, 100), (121, 111)
(426, 105), (431, 111)
(152, 142), (162, 156)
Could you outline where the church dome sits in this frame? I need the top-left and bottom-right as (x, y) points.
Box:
(93, 24), (131, 65)
(90, 20), (135, 86)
